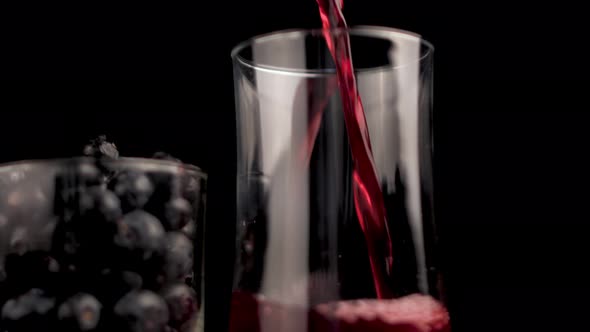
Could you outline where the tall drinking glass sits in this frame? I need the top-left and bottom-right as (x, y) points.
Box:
(231, 27), (446, 332)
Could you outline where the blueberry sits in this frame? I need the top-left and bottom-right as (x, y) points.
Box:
(75, 163), (104, 187)
(120, 271), (144, 290)
(1, 288), (56, 331)
(78, 188), (122, 223)
(60, 188), (121, 271)
(152, 152), (181, 163)
(0, 213), (7, 230)
(58, 293), (102, 331)
(181, 175), (200, 204)
(144, 172), (181, 223)
(113, 210), (166, 285)
(114, 210), (166, 258)
(163, 233), (193, 283)
(9, 226), (30, 256)
(160, 284), (198, 331)
(59, 163), (103, 193)
(83, 135), (119, 160)
(109, 171), (154, 212)
(61, 163), (103, 188)
(180, 219), (196, 240)
(54, 163), (103, 219)
(114, 290), (169, 332)
(163, 198), (192, 231)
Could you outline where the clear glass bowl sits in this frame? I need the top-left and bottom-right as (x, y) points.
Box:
(0, 157), (207, 332)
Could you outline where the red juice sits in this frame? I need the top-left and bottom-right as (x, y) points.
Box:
(315, 0), (393, 298)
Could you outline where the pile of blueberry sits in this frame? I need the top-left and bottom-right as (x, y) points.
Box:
(0, 137), (202, 332)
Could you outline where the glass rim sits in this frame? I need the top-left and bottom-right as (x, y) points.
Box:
(0, 157), (208, 179)
(231, 25), (435, 77)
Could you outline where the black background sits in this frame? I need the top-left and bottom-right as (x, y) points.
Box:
(1, 0), (589, 331)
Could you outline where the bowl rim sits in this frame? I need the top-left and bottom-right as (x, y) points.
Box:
(231, 25), (435, 76)
(0, 157), (208, 179)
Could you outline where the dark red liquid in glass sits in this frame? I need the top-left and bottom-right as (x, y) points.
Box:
(315, 0), (393, 299)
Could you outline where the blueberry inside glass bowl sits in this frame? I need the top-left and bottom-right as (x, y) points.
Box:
(0, 157), (207, 332)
